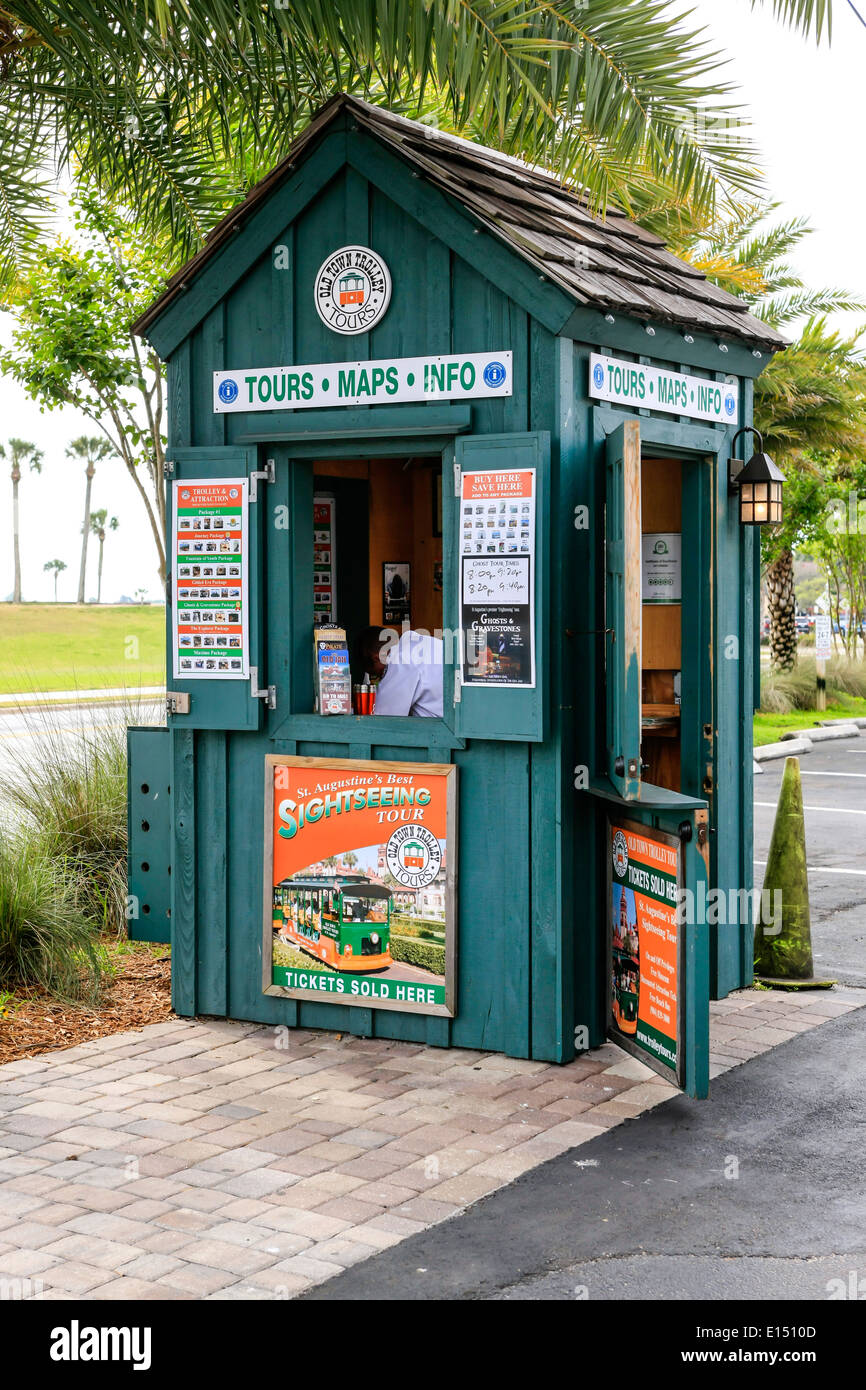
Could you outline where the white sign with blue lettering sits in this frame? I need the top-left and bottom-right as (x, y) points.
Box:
(213, 351), (512, 413)
(589, 352), (738, 425)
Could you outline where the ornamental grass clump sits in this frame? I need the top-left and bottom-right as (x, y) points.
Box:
(0, 692), (161, 946)
(0, 833), (106, 1002)
(760, 656), (866, 713)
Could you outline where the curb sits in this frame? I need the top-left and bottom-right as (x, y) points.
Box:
(754, 737), (812, 762)
(818, 717), (866, 729)
(781, 725), (860, 744)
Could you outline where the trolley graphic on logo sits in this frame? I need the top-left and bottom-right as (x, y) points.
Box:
(338, 271), (366, 306)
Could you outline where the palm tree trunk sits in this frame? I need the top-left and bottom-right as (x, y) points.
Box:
(54, 572), (58, 602)
(11, 472), (21, 603)
(77, 464), (94, 603)
(97, 537), (104, 604)
(767, 548), (798, 671)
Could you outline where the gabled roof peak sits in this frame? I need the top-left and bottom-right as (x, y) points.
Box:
(135, 93), (784, 354)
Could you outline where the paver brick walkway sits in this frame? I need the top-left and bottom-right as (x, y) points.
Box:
(0, 986), (862, 1300)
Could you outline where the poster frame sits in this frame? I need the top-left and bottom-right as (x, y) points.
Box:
(606, 815), (685, 1089)
(171, 476), (250, 680)
(459, 465), (537, 690)
(262, 755), (458, 1018)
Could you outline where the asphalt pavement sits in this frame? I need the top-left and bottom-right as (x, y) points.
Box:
(754, 734), (866, 986)
(301, 1005), (866, 1301)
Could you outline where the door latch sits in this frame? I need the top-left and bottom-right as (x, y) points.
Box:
(249, 457), (275, 502)
(249, 667), (276, 710)
(166, 691), (190, 715)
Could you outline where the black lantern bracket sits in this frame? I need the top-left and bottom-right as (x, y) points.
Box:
(728, 426), (784, 526)
(728, 426), (762, 493)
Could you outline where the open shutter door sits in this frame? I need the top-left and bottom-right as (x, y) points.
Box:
(450, 432), (549, 742)
(168, 445), (264, 730)
(605, 420), (642, 797)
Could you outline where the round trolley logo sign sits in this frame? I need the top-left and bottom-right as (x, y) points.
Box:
(612, 830), (629, 879)
(315, 245), (392, 335)
(386, 824), (442, 888)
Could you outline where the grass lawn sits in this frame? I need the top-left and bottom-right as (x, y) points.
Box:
(0, 603), (165, 695)
(754, 696), (866, 746)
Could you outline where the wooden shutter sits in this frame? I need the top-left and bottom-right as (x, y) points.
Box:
(605, 420), (642, 796)
(448, 432), (549, 742)
(168, 445), (264, 730)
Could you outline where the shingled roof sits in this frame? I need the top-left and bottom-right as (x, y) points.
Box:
(134, 94), (785, 354)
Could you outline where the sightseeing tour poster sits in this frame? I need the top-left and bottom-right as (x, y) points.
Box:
(460, 467), (536, 687)
(264, 756), (457, 1017)
(608, 819), (683, 1085)
(172, 479), (250, 679)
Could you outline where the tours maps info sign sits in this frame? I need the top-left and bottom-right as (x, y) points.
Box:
(264, 756), (457, 1018)
(214, 351), (512, 413)
(608, 818), (684, 1087)
(589, 352), (739, 426)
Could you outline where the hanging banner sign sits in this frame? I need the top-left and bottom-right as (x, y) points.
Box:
(459, 468), (536, 688)
(172, 479), (249, 680)
(264, 756), (457, 1017)
(589, 352), (739, 426)
(213, 351), (512, 413)
(608, 819), (684, 1087)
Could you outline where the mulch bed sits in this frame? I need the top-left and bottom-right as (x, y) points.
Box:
(0, 947), (173, 1066)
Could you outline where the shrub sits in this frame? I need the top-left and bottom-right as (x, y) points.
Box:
(390, 934), (446, 974)
(0, 694), (157, 935)
(0, 833), (106, 1001)
(760, 657), (866, 713)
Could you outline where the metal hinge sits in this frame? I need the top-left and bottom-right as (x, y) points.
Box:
(453, 460), (461, 497)
(250, 666), (276, 709)
(163, 458), (175, 479)
(166, 691), (190, 715)
(249, 457), (275, 502)
(453, 669), (463, 704)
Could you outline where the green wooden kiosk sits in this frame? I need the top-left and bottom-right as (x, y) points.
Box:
(129, 96), (784, 1098)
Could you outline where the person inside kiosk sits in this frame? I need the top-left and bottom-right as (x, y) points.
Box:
(312, 456), (444, 719)
(357, 625), (444, 718)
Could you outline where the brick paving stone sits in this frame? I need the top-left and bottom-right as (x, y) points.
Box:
(575, 1107), (624, 1130)
(0, 1247), (60, 1276)
(274, 1252), (346, 1281)
(39, 1235), (143, 1270)
(212, 1170), (294, 1199)
(40, 1260), (113, 1293)
(176, 1239), (275, 1276)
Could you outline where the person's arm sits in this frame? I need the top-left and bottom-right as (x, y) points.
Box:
(372, 658), (420, 716)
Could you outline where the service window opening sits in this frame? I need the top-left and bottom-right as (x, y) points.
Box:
(312, 457), (443, 713)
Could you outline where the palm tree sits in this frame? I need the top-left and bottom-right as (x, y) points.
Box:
(0, 1), (838, 296)
(663, 203), (866, 670)
(755, 323), (866, 667)
(88, 509), (119, 605)
(43, 558), (67, 602)
(66, 436), (114, 604)
(2, 437), (43, 603)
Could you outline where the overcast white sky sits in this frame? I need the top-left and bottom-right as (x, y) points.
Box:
(1, 0), (864, 603)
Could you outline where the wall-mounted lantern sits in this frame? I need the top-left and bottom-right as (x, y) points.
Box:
(728, 426), (784, 525)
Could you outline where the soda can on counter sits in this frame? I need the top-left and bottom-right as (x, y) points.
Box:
(361, 683), (376, 715)
(352, 684), (363, 715)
